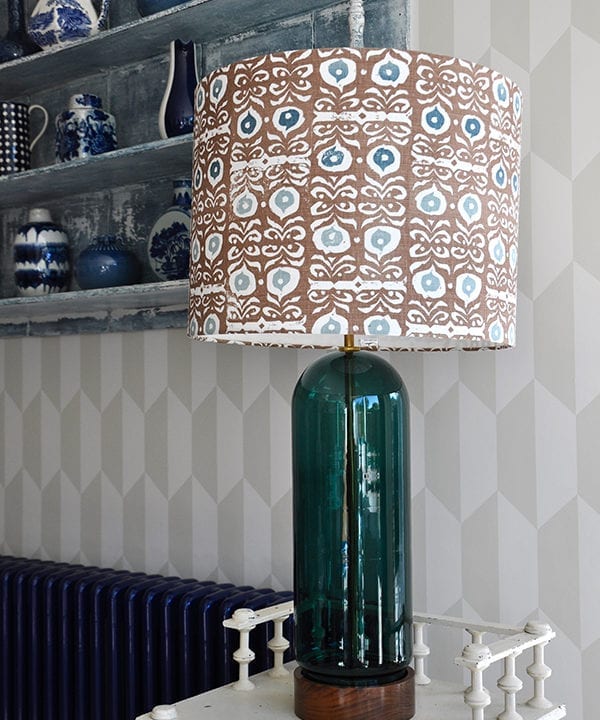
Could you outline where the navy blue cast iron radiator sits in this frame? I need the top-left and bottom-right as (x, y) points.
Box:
(0, 556), (293, 720)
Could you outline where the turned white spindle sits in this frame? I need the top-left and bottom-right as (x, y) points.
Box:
(413, 622), (431, 685)
(228, 609), (257, 691)
(525, 622), (553, 709)
(461, 643), (492, 720)
(349, 0), (365, 48)
(468, 629), (485, 645)
(497, 652), (523, 720)
(268, 615), (290, 678)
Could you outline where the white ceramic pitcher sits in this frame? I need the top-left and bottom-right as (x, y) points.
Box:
(28, 0), (111, 50)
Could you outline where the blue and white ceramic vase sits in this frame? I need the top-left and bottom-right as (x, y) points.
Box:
(28, 0), (111, 50)
(55, 93), (117, 162)
(14, 208), (71, 296)
(158, 39), (198, 139)
(137, 0), (188, 17)
(76, 235), (141, 290)
(147, 178), (191, 280)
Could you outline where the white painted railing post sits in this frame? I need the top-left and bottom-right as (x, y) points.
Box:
(268, 614), (290, 678)
(497, 652), (523, 720)
(413, 622), (431, 685)
(525, 622), (553, 710)
(460, 643), (492, 720)
(226, 608), (257, 691)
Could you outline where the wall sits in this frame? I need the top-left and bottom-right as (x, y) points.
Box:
(0, 0), (595, 718)
(413, 1), (599, 717)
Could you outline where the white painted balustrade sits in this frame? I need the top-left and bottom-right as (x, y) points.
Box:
(220, 605), (566, 720)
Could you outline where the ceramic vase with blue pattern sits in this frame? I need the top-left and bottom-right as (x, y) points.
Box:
(55, 93), (117, 162)
(76, 235), (141, 290)
(147, 178), (191, 281)
(14, 208), (71, 295)
(28, 0), (111, 50)
(158, 39), (198, 139)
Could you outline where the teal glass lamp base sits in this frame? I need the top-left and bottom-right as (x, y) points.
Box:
(292, 348), (413, 697)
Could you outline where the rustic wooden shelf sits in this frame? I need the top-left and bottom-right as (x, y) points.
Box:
(0, 0), (339, 97)
(0, 135), (192, 209)
(0, 280), (189, 337)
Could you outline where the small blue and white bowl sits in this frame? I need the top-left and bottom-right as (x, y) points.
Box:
(55, 94), (117, 163)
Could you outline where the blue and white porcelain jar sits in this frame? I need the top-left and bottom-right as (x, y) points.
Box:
(14, 208), (71, 295)
(147, 178), (192, 281)
(55, 93), (117, 162)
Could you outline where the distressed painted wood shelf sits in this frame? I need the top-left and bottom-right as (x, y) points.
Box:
(0, 135), (192, 209)
(0, 0), (339, 97)
(0, 280), (189, 337)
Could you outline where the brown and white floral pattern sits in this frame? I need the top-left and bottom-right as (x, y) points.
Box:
(189, 48), (522, 350)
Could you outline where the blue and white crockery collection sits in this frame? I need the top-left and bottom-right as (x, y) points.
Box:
(147, 178), (192, 281)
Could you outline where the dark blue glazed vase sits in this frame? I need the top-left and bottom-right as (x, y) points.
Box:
(76, 235), (141, 290)
(55, 94), (117, 162)
(158, 39), (198, 138)
(137, 0), (188, 17)
(14, 208), (71, 295)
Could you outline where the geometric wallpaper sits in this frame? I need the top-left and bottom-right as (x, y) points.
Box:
(0, 1), (597, 718)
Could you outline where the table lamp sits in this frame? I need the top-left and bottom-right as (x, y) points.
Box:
(188, 3), (522, 718)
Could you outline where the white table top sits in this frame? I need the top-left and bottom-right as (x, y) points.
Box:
(136, 664), (566, 720)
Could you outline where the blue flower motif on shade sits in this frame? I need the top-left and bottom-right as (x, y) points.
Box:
(191, 237), (201, 264)
(489, 321), (504, 344)
(462, 115), (484, 141)
(267, 267), (300, 298)
(204, 314), (219, 335)
(421, 104), (450, 135)
(230, 267), (256, 296)
(313, 225), (351, 254)
(237, 108), (261, 138)
(208, 158), (223, 186)
(312, 313), (348, 335)
(205, 233), (222, 261)
(488, 237), (506, 264)
(493, 162), (507, 188)
(512, 172), (519, 195)
(509, 245), (518, 271)
(459, 193), (481, 224)
(275, 107), (303, 134)
(367, 145), (400, 176)
(234, 193), (257, 218)
(319, 144), (352, 172)
(513, 91), (522, 119)
(372, 54), (409, 86)
(456, 273), (482, 305)
(194, 167), (202, 190)
(365, 225), (400, 260)
(494, 78), (509, 107)
(196, 86), (205, 112)
(412, 266), (446, 299)
(320, 58), (356, 89)
(269, 187), (299, 219)
(416, 186), (447, 216)
(210, 75), (227, 103)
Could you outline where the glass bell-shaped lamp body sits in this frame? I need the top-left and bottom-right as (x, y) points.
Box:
(292, 350), (412, 686)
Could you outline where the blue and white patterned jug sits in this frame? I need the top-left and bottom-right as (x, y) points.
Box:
(28, 0), (111, 50)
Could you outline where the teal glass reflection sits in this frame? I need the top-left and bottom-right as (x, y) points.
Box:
(292, 350), (412, 686)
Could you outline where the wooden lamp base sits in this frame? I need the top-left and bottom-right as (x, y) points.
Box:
(294, 666), (415, 720)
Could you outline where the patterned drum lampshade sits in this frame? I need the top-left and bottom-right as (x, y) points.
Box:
(189, 47), (522, 720)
